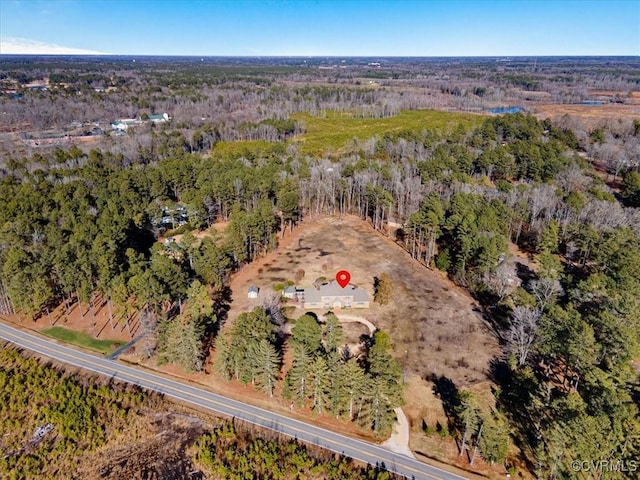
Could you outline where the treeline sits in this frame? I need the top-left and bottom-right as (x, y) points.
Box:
(5, 57), (638, 157)
(192, 418), (402, 480)
(216, 310), (403, 437)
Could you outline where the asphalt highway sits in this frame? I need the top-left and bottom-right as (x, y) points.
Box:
(0, 323), (468, 480)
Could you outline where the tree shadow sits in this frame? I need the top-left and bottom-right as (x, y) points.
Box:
(489, 357), (543, 474)
(429, 374), (461, 421)
(515, 261), (536, 285)
(211, 285), (232, 332)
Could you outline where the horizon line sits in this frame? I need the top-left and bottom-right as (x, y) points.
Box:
(1, 53), (639, 58)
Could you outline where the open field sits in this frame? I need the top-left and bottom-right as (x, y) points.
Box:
(292, 110), (484, 156)
(533, 95), (640, 126)
(534, 103), (640, 123)
(228, 215), (499, 386)
(42, 326), (125, 354)
(210, 110), (484, 159)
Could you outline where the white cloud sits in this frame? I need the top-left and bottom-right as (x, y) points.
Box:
(0, 37), (107, 55)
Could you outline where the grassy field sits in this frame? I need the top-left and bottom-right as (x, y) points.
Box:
(43, 326), (125, 354)
(209, 110), (484, 159)
(292, 109), (484, 156)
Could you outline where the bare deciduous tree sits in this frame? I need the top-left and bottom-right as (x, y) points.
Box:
(508, 306), (541, 366)
(530, 277), (563, 310)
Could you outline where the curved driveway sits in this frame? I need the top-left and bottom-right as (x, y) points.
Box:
(0, 323), (467, 480)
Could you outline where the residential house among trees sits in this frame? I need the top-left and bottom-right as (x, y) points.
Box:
(302, 281), (369, 309)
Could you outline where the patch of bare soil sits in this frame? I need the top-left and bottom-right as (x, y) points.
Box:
(75, 410), (209, 480)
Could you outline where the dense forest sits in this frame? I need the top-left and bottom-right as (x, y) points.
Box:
(192, 419), (402, 480)
(1, 57), (639, 477)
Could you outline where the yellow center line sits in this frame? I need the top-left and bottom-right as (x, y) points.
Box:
(3, 329), (453, 480)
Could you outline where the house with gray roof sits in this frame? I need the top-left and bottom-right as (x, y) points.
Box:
(302, 280), (369, 309)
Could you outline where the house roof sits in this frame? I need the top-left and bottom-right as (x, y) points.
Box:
(248, 286), (259, 293)
(284, 285), (296, 295)
(303, 280), (368, 303)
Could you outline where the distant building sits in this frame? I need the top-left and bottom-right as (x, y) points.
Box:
(148, 113), (170, 123)
(248, 286), (259, 298)
(302, 281), (369, 309)
(111, 118), (140, 131)
(111, 113), (169, 131)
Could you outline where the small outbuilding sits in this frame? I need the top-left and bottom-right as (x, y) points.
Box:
(248, 286), (259, 298)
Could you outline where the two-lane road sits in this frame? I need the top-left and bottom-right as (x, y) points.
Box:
(0, 323), (467, 480)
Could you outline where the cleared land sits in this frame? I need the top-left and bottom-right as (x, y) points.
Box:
(229, 215), (499, 386)
(533, 90), (640, 126)
(211, 110), (484, 158)
(228, 214), (501, 472)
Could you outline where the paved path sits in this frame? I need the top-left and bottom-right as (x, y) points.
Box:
(383, 407), (416, 458)
(0, 323), (467, 480)
(333, 313), (377, 335)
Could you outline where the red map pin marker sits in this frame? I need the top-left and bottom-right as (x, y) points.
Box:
(336, 270), (351, 288)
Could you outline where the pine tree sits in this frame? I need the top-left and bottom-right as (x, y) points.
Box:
(291, 314), (322, 356)
(308, 356), (330, 413)
(323, 312), (344, 355)
(360, 375), (396, 437)
(478, 412), (509, 465)
(455, 390), (481, 457)
(339, 358), (366, 421)
(249, 339), (280, 397)
(285, 344), (313, 406)
(156, 318), (204, 372)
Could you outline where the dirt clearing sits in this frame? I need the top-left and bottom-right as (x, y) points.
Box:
(229, 215), (499, 386)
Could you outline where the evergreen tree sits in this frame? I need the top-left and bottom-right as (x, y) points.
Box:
(156, 317), (204, 372)
(249, 339), (280, 397)
(291, 314), (322, 356)
(308, 356), (330, 413)
(478, 413), (509, 465)
(339, 357), (366, 421)
(323, 312), (344, 355)
(285, 344), (313, 406)
(374, 273), (393, 305)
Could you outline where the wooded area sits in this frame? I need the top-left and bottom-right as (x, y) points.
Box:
(1, 56), (639, 476)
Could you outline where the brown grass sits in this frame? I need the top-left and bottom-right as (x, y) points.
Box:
(226, 214), (502, 471)
(229, 215), (499, 385)
(533, 103), (640, 126)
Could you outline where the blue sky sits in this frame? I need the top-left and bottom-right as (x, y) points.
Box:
(0, 0), (638, 56)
